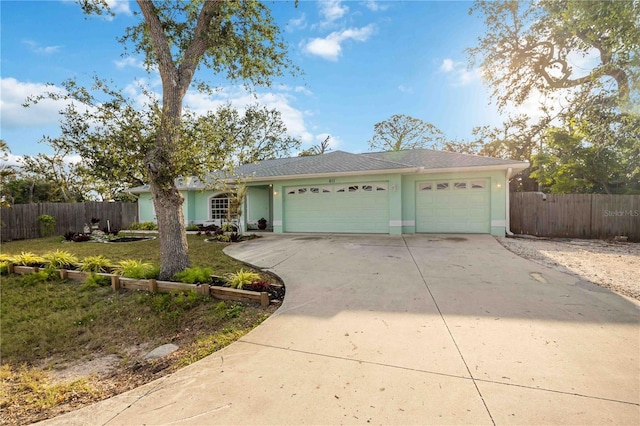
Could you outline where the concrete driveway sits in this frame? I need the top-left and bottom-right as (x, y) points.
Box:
(41, 234), (639, 425)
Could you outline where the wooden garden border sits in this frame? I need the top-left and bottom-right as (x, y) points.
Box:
(5, 264), (270, 307)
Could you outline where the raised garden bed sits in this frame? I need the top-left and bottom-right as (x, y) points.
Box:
(4, 265), (273, 307)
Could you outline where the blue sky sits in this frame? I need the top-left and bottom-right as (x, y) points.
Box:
(1, 0), (507, 162)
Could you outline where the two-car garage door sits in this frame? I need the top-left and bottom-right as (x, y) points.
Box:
(415, 179), (490, 233)
(284, 182), (389, 233)
(282, 178), (491, 234)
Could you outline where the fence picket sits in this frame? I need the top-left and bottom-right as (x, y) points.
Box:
(1, 202), (138, 241)
(510, 193), (639, 241)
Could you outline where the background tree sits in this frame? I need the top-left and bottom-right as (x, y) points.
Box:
(468, 0), (639, 193)
(299, 135), (331, 157)
(368, 114), (444, 152)
(28, 1), (296, 279)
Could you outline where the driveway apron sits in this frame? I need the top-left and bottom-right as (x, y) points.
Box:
(39, 234), (639, 425)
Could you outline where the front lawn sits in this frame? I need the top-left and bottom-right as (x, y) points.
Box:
(0, 234), (277, 425)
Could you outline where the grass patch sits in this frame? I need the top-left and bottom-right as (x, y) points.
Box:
(0, 234), (278, 424)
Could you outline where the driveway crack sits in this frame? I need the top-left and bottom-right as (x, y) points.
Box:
(402, 236), (496, 426)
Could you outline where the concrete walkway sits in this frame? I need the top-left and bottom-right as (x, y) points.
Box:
(40, 234), (639, 425)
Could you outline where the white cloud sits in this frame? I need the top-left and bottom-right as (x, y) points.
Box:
(22, 40), (61, 55)
(362, 1), (389, 12)
(294, 86), (313, 96)
(105, 0), (132, 16)
(398, 85), (413, 94)
(0, 78), (67, 129)
(439, 58), (481, 86)
(181, 86), (314, 144)
(319, 0), (349, 26)
(304, 25), (375, 61)
(287, 13), (307, 31)
(439, 59), (455, 72)
(115, 57), (147, 70)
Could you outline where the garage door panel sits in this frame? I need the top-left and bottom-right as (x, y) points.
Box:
(284, 182), (389, 233)
(416, 179), (490, 234)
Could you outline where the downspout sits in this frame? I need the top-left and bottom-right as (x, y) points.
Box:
(505, 167), (514, 236)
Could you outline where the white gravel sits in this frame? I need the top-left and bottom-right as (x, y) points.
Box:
(496, 236), (640, 301)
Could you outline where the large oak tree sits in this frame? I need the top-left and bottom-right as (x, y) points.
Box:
(368, 114), (444, 152)
(52, 1), (296, 279)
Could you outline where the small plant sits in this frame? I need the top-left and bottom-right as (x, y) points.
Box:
(83, 273), (111, 288)
(224, 269), (261, 290)
(221, 222), (237, 233)
(257, 217), (267, 230)
(43, 250), (79, 269)
(12, 252), (45, 266)
(0, 260), (10, 275)
(244, 279), (271, 292)
(186, 224), (200, 231)
(229, 232), (241, 242)
(90, 217), (101, 225)
(37, 214), (56, 237)
(114, 259), (158, 279)
(128, 221), (158, 231)
(173, 267), (213, 284)
(79, 255), (112, 273)
(214, 234), (231, 242)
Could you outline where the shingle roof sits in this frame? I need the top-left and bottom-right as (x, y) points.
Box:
(363, 149), (525, 169)
(128, 149), (528, 193)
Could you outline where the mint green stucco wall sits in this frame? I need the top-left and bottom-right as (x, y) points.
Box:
(134, 169), (509, 235)
(138, 193), (155, 223)
(246, 186), (271, 228)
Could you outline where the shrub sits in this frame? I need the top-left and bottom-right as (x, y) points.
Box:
(214, 234), (231, 242)
(37, 215), (56, 237)
(63, 231), (77, 241)
(79, 255), (112, 273)
(43, 250), (79, 269)
(221, 223), (237, 232)
(114, 260), (159, 279)
(186, 224), (200, 231)
(229, 232), (241, 242)
(224, 269), (261, 290)
(84, 273), (111, 288)
(128, 221), (158, 231)
(173, 267), (213, 284)
(12, 252), (45, 266)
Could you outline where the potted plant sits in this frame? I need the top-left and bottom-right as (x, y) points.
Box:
(257, 218), (267, 230)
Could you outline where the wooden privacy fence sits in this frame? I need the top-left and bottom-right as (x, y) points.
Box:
(0, 202), (138, 241)
(510, 193), (640, 241)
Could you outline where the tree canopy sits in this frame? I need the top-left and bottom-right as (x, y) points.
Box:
(368, 114), (444, 152)
(468, 0), (640, 194)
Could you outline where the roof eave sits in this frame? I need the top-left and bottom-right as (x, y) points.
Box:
(233, 167), (421, 183)
(416, 163), (529, 175)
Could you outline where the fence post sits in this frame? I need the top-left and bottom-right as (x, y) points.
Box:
(111, 275), (121, 291)
(148, 278), (158, 293)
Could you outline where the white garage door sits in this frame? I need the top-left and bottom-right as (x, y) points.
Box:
(416, 179), (490, 233)
(284, 182), (389, 233)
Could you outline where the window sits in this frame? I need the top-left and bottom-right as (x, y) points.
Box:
(321, 186), (332, 193)
(348, 185), (359, 192)
(471, 181), (486, 189)
(310, 187), (320, 194)
(298, 188), (307, 194)
(454, 182), (467, 189)
(437, 182), (449, 190)
(336, 186), (346, 193)
(210, 194), (229, 220)
(376, 184), (388, 191)
(362, 185), (373, 192)
(287, 189), (296, 195)
(419, 183), (433, 191)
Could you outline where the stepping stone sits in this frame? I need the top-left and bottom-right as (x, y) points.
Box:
(144, 343), (179, 360)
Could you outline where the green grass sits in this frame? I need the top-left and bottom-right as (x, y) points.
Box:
(0, 234), (245, 274)
(0, 234), (275, 424)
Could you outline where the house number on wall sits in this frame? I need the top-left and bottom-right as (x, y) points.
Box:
(329, 178), (336, 183)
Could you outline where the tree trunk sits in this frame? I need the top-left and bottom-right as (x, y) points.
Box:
(151, 181), (190, 280)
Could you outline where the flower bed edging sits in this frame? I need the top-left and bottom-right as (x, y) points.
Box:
(4, 267), (271, 307)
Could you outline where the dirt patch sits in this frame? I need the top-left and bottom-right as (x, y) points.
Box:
(497, 236), (640, 301)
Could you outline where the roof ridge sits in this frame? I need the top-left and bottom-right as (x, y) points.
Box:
(351, 151), (415, 168)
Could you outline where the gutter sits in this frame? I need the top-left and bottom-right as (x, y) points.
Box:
(505, 167), (514, 236)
